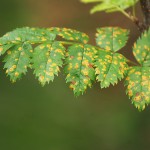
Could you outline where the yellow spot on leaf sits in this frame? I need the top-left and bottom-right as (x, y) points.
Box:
(15, 72), (19, 77)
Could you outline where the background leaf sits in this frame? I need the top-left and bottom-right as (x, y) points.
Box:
(48, 27), (89, 44)
(81, 0), (139, 14)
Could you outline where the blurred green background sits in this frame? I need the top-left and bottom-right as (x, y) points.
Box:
(0, 0), (150, 150)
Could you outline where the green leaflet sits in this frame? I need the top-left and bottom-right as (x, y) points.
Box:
(65, 44), (97, 96)
(125, 28), (150, 110)
(95, 50), (128, 88)
(0, 27), (56, 45)
(125, 66), (150, 111)
(95, 27), (129, 88)
(133, 28), (150, 66)
(1, 26), (150, 111)
(47, 27), (89, 44)
(81, 0), (139, 14)
(33, 42), (65, 86)
(3, 42), (33, 82)
(96, 27), (129, 52)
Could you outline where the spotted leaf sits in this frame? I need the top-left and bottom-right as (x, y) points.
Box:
(0, 43), (14, 55)
(95, 50), (128, 88)
(133, 28), (150, 66)
(48, 27), (89, 44)
(33, 41), (65, 85)
(65, 44), (97, 96)
(96, 27), (129, 52)
(0, 27), (56, 45)
(125, 66), (150, 111)
(3, 42), (33, 82)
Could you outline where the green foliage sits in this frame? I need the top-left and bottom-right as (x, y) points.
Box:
(0, 27), (88, 84)
(0, 26), (150, 111)
(96, 27), (129, 52)
(3, 43), (32, 82)
(0, 27), (56, 45)
(125, 66), (150, 111)
(48, 27), (89, 44)
(33, 42), (65, 86)
(95, 27), (129, 88)
(95, 51), (128, 88)
(125, 28), (150, 111)
(81, 0), (138, 14)
(65, 44), (96, 96)
(133, 29), (150, 66)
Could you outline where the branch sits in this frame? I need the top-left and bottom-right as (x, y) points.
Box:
(140, 0), (150, 27)
(116, 6), (147, 32)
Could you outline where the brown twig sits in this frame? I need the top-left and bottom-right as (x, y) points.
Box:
(119, 1), (150, 32)
(140, 0), (150, 28)
(127, 12), (147, 32)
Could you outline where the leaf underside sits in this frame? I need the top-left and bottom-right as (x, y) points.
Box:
(81, 0), (139, 14)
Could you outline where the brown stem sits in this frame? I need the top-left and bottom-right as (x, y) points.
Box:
(128, 13), (147, 32)
(140, 0), (150, 28)
(119, 9), (147, 32)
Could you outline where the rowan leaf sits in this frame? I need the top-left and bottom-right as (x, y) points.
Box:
(65, 44), (97, 96)
(0, 27), (56, 45)
(48, 27), (89, 44)
(96, 27), (129, 52)
(95, 27), (129, 88)
(33, 41), (65, 86)
(95, 50), (128, 88)
(133, 28), (150, 66)
(125, 66), (150, 111)
(3, 42), (33, 82)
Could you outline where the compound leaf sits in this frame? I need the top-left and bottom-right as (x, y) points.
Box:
(65, 44), (97, 96)
(133, 28), (150, 66)
(125, 66), (150, 111)
(33, 41), (65, 86)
